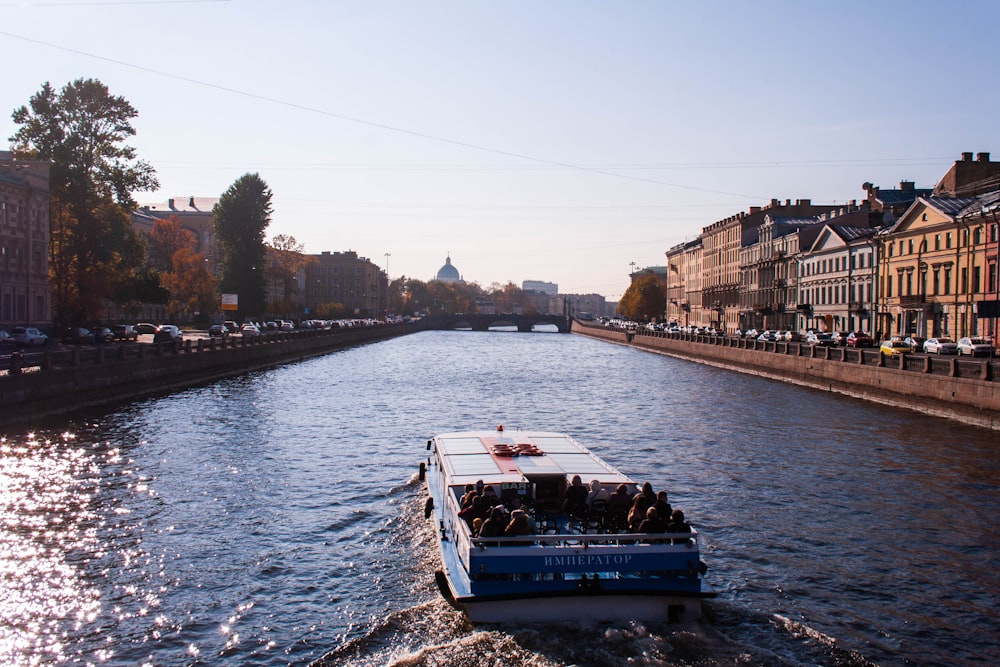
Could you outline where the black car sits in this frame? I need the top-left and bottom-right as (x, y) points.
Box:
(112, 324), (139, 341)
(92, 327), (115, 343)
(61, 327), (96, 345)
(208, 324), (229, 337)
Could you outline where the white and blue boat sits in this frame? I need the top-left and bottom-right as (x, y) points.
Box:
(421, 427), (714, 622)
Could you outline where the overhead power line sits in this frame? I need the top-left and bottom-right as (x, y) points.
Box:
(2, 29), (768, 200)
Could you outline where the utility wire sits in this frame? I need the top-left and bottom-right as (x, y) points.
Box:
(2, 29), (770, 201)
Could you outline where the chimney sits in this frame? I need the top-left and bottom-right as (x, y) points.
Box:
(168, 198), (175, 209)
(977, 152), (990, 162)
(189, 196), (196, 208)
(900, 180), (914, 192)
(962, 152), (974, 162)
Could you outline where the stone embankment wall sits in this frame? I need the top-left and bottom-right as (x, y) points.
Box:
(0, 322), (424, 427)
(573, 321), (1000, 431)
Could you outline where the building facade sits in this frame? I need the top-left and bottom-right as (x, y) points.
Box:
(303, 250), (388, 318)
(0, 152), (51, 329)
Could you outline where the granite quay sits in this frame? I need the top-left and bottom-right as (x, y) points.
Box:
(573, 320), (1000, 430)
(0, 321), (423, 426)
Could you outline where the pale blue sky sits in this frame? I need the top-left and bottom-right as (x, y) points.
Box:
(3, 1), (998, 298)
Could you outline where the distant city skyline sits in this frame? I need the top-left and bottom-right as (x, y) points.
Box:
(4, 2), (999, 298)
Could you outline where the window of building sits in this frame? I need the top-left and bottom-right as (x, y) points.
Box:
(973, 266), (981, 294)
(886, 275), (893, 298)
(908, 239), (914, 254)
(905, 272), (912, 296)
(946, 232), (952, 249)
(944, 267), (951, 295)
(962, 229), (969, 247)
(933, 269), (940, 295)
(973, 227), (982, 245)
(935, 234), (941, 250)
(961, 267), (969, 294)
(897, 272), (904, 298)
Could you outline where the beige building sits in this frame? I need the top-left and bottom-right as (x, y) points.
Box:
(702, 199), (836, 333)
(0, 152), (51, 329)
(876, 193), (995, 340)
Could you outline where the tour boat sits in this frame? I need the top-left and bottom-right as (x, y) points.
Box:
(421, 427), (714, 622)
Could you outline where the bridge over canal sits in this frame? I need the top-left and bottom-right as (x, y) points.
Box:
(420, 313), (571, 333)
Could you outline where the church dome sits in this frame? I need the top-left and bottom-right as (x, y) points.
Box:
(435, 255), (463, 283)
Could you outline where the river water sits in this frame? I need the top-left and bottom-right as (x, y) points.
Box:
(1, 330), (997, 666)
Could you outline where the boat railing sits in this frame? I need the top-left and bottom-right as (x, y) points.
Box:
(469, 530), (699, 550)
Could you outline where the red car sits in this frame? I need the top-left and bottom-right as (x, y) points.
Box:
(846, 332), (874, 348)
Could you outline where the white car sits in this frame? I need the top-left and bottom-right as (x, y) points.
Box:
(957, 336), (994, 357)
(11, 326), (48, 346)
(923, 337), (958, 355)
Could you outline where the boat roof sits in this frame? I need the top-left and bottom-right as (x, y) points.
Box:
(433, 430), (633, 487)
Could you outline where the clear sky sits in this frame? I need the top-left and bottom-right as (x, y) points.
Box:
(3, 1), (998, 299)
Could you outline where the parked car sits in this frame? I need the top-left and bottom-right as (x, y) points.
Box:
(756, 330), (778, 342)
(829, 332), (848, 346)
(92, 327), (115, 344)
(957, 336), (994, 357)
(11, 326), (48, 347)
(846, 332), (874, 348)
(223, 320), (239, 334)
(923, 337), (958, 355)
(61, 327), (95, 345)
(903, 336), (926, 353)
(153, 324), (184, 343)
(0, 329), (14, 349)
(806, 332), (837, 347)
(208, 324), (229, 337)
(112, 324), (139, 341)
(879, 339), (912, 356)
(240, 323), (261, 337)
(136, 323), (157, 335)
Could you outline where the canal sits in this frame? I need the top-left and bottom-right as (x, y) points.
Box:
(1, 330), (996, 666)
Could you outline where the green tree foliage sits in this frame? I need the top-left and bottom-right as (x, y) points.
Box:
(10, 78), (159, 325)
(213, 173), (272, 319)
(618, 272), (667, 321)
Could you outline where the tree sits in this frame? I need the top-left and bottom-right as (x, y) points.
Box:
(213, 173), (272, 320)
(619, 272), (667, 321)
(267, 234), (311, 310)
(10, 78), (159, 325)
(161, 246), (217, 323)
(148, 216), (195, 272)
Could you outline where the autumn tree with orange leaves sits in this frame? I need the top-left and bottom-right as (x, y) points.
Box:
(161, 245), (217, 323)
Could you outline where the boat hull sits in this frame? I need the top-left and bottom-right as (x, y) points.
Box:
(424, 430), (714, 623)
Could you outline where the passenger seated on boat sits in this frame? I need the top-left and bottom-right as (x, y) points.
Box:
(606, 484), (632, 531)
(563, 475), (588, 518)
(627, 493), (651, 532)
(654, 491), (672, 521)
(666, 509), (693, 544)
(503, 509), (534, 545)
(478, 506), (508, 539)
(586, 480), (609, 508)
(458, 496), (488, 528)
(471, 517), (484, 537)
(640, 481), (657, 506)
(637, 506), (668, 541)
(459, 483), (479, 508)
(482, 485), (500, 507)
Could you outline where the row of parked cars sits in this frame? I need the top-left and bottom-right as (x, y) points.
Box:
(878, 336), (996, 357)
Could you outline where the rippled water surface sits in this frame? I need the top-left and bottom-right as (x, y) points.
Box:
(1, 330), (998, 666)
